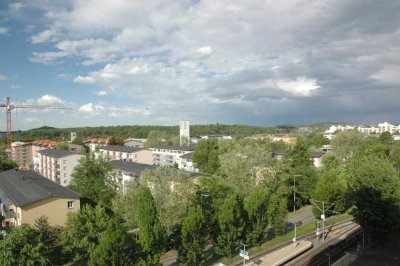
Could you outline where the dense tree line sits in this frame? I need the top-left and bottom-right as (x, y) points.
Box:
(10, 124), (287, 144)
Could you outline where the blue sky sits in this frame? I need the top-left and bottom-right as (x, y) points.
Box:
(1, 0), (400, 130)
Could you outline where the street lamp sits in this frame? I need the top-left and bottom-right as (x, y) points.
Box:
(293, 175), (302, 244)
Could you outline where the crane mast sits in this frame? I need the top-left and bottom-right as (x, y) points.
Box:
(1, 96), (71, 159)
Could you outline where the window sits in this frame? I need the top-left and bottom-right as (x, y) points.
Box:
(67, 201), (74, 209)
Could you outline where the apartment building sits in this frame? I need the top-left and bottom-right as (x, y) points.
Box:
(0, 169), (80, 227)
(111, 160), (156, 194)
(37, 149), (84, 186)
(176, 152), (198, 172)
(150, 145), (193, 167)
(357, 122), (400, 134)
(97, 145), (152, 165)
(10, 141), (32, 167)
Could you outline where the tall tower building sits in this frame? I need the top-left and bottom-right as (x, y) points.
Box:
(179, 121), (190, 146)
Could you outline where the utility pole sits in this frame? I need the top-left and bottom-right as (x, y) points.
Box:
(293, 175), (302, 244)
(310, 199), (335, 242)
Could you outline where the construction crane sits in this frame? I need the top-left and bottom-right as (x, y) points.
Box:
(0, 96), (71, 158)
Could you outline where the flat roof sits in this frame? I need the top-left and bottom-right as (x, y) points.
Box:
(99, 145), (144, 153)
(150, 145), (193, 151)
(38, 148), (81, 158)
(111, 160), (156, 174)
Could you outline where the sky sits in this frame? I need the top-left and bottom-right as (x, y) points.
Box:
(0, 0), (399, 131)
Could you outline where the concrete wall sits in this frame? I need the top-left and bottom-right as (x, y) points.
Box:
(136, 149), (153, 165)
(21, 197), (80, 226)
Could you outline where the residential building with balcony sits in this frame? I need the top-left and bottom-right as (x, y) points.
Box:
(82, 138), (113, 154)
(37, 149), (84, 186)
(150, 145), (193, 167)
(176, 152), (198, 172)
(11, 141), (32, 167)
(0, 169), (81, 227)
(111, 160), (156, 194)
(97, 145), (152, 165)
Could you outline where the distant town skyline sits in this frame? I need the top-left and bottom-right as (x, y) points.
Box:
(1, 1), (400, 130)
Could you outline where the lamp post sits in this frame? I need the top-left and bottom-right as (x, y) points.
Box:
(293, 175), (302, 244)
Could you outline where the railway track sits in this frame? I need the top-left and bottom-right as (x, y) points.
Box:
(231, 218), (358, 266)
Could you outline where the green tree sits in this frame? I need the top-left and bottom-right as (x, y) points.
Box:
(268, 193), (289, 236)
(312, 169), (348, 217)
(288, 138), (310, 167)
(69, 155), (117, 206)
(178, 205), (207, 266)
(330, 130), (364, 162)
(137, 186), (165, 265)
(219, 139), (273, 194)
(321, 152), (340, 171)
(346, 155), (400, 242)
(244, 188), (269, 245)
(140, 167), (197, 241)
(56, 142), (69, 151)
(0, 217), (59, 266)
(215, 194), (244, 258)
(60, 205), (110, 262)
(0, 159), (18, 171)
(389, 141), (400, 172)
(88, 218), (139, 266)
(193, 139), (221, 174)
(379, 131), (393, 145)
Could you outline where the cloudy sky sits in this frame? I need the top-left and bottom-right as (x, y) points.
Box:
(0, 0), (399, 130)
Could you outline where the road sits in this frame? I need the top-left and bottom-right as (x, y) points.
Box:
(160, 205), (314, 266)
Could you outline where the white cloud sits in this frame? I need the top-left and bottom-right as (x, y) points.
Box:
(195, 46), (213, 58)
(96, 90), (107, 96)
(372, 65), (400, 84)
(274, 77), (320, 97)
(0, 27), (8, 35)
(24, 117), (42, 123)
(0, 74), (6, 81)
(31, 29), (57, 44)
(37, 95), (66, 105)
(74, 75), (96, 84)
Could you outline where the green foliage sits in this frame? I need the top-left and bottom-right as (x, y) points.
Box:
(312, 169), (348, 217)
(287, 138), (310, 167)
(346, 155), (400, 241)
(379, 131), (393, 145)
(88, 218), (139, 266)
(137, 186), (165, 265)
(0, 159), (18, 171)
(219, 139), (273, 194)
(244, 188), (270, 245)
(267, 194), (289, 236)
(215, 194), (244, 258)
(56, 142), (69, 151)
(304, 134), (330, 149)
(178, 205), (207, 266)
(330, 130), (364, 162)
(290, 165), (317, 208)
(69, 155), (117, 206)
(144, 130), (179, 148)
(0, 217), (59, 266)
(359, 137), (389, 158)
(193, 139), (221, 174)
(112, 185), (140, 229)
(321, 152), (340, 171)
(389, 141), (400, 172)
(60, 205), (110, 262)
(141, 167), (197, 239)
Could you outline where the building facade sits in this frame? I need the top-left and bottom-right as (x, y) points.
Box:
(150, 145), (193, 167)
(37, 149), (84, 186)
(179, 120), (190, 146)
(97, 145), (152, 165)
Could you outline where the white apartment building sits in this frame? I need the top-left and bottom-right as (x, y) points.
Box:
(111, 160), (156, 194)
(179, 121), (190, 146)
(37, 149), (84, 186)
(96, 145), (152, 165)
(176, 152), (198, 172)
(357, 122), (400, 134)
(150, 145), (193, 167)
